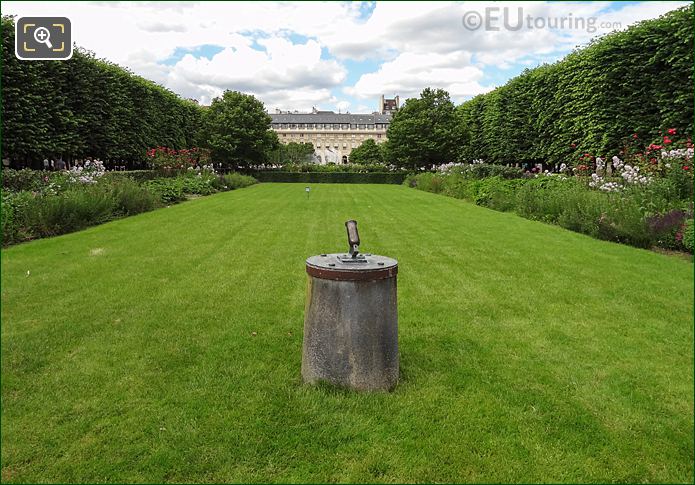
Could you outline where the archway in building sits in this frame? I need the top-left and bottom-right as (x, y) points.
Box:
(342, 155), (348, 164)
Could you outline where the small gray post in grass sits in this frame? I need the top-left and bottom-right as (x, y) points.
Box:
(302, 220), (399, 391)
(305, 186), (310, 198)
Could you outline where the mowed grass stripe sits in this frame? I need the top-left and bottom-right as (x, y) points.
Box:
(1, 183), (692, 483)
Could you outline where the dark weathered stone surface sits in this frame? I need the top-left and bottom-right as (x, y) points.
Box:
(302, 261), (398, 392)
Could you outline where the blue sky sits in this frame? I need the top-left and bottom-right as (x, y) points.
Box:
(5, 1), (689, 112)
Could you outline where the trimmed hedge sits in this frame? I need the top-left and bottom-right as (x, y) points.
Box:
(456, 5), (694, 165)
(1, 16), (202, 167)
(252, 171), (407, 184)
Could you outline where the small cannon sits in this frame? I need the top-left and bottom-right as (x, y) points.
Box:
(302, 220), (399, 391)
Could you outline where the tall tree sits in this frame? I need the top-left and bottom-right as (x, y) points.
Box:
(199, 90), (278, 167)
(384, 88), (460, 169)
(349, 139), (384, 165)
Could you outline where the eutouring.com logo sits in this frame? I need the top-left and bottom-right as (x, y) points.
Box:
(462, 7), (622, 34)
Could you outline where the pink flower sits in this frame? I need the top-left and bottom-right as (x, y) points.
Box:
(667, 128), (677, 135)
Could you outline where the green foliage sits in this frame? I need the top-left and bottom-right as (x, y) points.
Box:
(252, 172), (407, 184)
(223, 172), (258, 190)
(199, 90), (278, 167)
(682, 219), (694, 252)
(264, 163), (398, 173)
(449, 164), (525, 180)
(407, 172), (692, 251)
(111, 178), (158, 216)
(349, 139), (385, 165)
(31, 186), (116, 237)
(455, 5), (693, 165)
(145, 178), (186, 204)
(180, 173), (218, 196)
(1, 187), (115, 243)
(268, 142), (315, 165)
(103, 170), (174, 183)
(384, 88), (461, 169)
(1, 16), (202, 166)
(2, 168), (50, 192)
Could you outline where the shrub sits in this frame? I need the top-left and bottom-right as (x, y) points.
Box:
(180, 173), (217, 196)
(223, 172), (258, 189)
(682, 219), (694, 252)
(145, 178), (186, 204)
(32, 186), (116, 237)
(410, 173), (445, 193)
(104, 170), (172, 183)
(2, 168), (48, 192)
(469, 177), (526, 212)
(448, 164), (525, 180)
(515, 177), (578, 223)
(2, 191), (36, 244)
(111, 178), (159, 216)
(255, 163), (400, 173)
(252, 172), (407, 184)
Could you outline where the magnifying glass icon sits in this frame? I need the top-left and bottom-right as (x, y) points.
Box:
(33, 27), (53, 49)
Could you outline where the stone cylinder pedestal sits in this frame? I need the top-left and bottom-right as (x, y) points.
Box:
(302, 253), (398, 391)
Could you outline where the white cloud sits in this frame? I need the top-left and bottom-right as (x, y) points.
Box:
(3, 0), (690, 110)
(345, 52), (492, 103)
(163, 38), (346, 110)
(137, 21), (188, 33)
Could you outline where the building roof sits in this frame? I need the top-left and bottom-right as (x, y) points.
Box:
(270, 112), (392, 124)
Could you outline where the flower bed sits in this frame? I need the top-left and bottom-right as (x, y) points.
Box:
(406, 130), (694, 253)
(1, 165), (257, 246)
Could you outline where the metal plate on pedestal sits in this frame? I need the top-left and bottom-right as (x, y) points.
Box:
(306, 253), (398, 281)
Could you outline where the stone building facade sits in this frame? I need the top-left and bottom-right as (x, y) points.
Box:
(269, 96), (399, 164)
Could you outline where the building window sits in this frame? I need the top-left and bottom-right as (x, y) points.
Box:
(333, 124), (340, 129)
(300, 134), (304, 137)
(377, 134), (382, 138)
(298, 124), (305, 129)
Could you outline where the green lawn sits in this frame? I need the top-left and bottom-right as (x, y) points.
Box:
(2, 183), (693, 483)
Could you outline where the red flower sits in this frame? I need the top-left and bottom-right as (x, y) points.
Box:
(667, 128), (677, 135)
(650, 158), (657, 164)
(632, 133), (638, 139)
(683, 166), (690, 171)
(663, 136), (672, 144)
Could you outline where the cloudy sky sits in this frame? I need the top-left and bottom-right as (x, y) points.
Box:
(3, 1), (689, 112)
